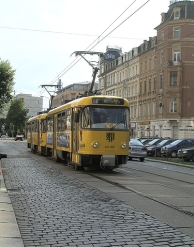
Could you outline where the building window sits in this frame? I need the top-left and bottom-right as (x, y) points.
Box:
(170, 71), (177, 86)
(139, 104), (141, 117)
(131, 106), (133, 118)
(149, 79), (151, 91)
(160, 75), (163, 88)
(160, 52), (163, 64)
(154, 56), (156, 68)
(174, 28), (180, 38)
(154, 77), (156, 90)
(148, 102), (150, 116)
(140, 82), (142, 94)
(71, 93), (76, 100)
(134, 106), (136, 118)
(145, 61), (147, 71)
(153, 101), (156, 115)
(149, 58), (151, 70)
(174, 50), (180, 62)
(170, 98), (177, 113)
(144, 81), (146, 93)
(161, 31), (164, 41)
(144, 104), (146, 116)
(174, 11), (180, 20)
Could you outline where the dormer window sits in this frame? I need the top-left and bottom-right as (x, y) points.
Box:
(173, 7), (181, 19)
(175, 11), (180, 19)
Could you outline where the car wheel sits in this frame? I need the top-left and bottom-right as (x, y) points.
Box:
(128, 157), (132, 161)
(171, 151), (177, 158)
(191, 154), (194, 162)
(140, 158), (144, 162)
(156, 150), (161, 157)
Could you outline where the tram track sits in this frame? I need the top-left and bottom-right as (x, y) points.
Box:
(83, 164), (194, 218)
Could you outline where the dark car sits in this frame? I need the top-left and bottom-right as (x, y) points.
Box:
(161, 139), (194, 158)
(147, 139), (176, 157)
(177, 146), (194, 161)
(15, 135), (23, 141)
(145, 138), (163, 147)
(128, 139), (147, 162)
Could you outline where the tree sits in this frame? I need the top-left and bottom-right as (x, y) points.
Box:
(6, 99), (28, 136)
(0, 59), (15, 113)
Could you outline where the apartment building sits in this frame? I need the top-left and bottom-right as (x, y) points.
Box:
(52, 81), (98, 108)
(15, 94), (43, 117)
(98, 0), (194, 139)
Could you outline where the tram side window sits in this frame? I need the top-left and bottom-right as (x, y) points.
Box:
(82, 107), (91, 128)
(41, 120), (46, 132)
(35, 121), (38, 132)
(61, 112), (66, 130)
(66, 109), (71, 130)
(47, 116), (53, 131)
(32, 121), (38, 132)
(57, 113), (61, 131)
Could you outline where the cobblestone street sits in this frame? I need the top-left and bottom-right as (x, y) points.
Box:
(1, 141), (194, 247)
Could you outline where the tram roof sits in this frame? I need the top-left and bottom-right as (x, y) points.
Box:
(47, 95), (129, 115)
(27, 113), (47, 122)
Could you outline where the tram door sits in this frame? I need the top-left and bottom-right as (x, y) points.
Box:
(53, 114), (57, 157)
(38, 120), (41, 152)
(72, 109), (79, 163)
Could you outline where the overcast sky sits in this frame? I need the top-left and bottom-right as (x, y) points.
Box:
(0, 0), (170, 108)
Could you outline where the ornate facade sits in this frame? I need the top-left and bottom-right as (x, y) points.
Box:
(98, 0), (194, 138)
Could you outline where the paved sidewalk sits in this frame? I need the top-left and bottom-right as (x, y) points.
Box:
(0, 160), (24, 247)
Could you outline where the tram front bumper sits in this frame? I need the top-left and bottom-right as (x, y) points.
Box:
(101, 155), (115, 167)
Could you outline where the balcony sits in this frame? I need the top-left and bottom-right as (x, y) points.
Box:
(167, 60), (182, 66)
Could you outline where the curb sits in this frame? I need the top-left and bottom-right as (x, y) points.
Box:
(146, 157), (194, 169)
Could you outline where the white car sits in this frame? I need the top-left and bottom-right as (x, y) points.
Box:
(128, 139), (147, 162)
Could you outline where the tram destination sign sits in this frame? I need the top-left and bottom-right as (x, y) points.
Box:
(92, 98), (124, 105)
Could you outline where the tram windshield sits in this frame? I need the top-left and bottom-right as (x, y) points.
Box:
(81, 106), (129, 129)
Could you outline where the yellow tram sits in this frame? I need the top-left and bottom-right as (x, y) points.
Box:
(27, 95), (130, 170)
(27, 113), (47, 154)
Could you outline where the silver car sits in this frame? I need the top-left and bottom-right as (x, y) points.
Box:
(128, 139), (147, 162)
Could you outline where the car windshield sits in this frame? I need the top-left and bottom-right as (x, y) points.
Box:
(81, 106), (129, 130)
(147, 139), (160, 145)
(130, 139), (143, 146)
(169, 139), (181, 145)
(156, 139), (169, 146)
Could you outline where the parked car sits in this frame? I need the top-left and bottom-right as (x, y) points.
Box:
(177, 146), (194, 161)
(140, 139), (156, 146)
(15, 135), (23, 141)
(128, 139), (147, 162)
(147, 139), (176, 157)
(161, 139), (194, 157)
(145, 138), (163, 147)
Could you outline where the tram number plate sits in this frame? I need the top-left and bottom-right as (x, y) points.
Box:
(105, 146), (114, 148)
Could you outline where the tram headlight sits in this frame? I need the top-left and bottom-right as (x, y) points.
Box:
(121, 142), (126, 149)
(92, 142), (99, 148)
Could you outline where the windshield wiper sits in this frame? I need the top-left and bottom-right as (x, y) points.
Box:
(110, 117), (125, 130)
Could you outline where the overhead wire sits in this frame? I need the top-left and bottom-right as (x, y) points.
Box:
(48, 0), (150, 87)
(0, 26), (144, 40)
(17, 0), (144, 108)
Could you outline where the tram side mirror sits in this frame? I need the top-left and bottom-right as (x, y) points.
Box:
(74, 112), (79, 123)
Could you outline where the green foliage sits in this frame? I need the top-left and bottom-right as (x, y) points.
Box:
(0, 59), (15, 113)
(6, 99), (28, 135)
